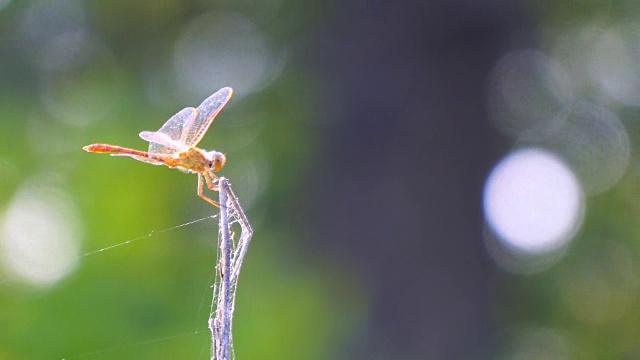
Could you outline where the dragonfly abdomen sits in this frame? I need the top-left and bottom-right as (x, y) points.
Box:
(83, 144), (149, 158)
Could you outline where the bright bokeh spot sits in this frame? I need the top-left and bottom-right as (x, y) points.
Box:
(488, 46), (630, 196)
(38, 32), (124, 127)
(0, 183), (81, 287)
(483, 148), (584, 256)
(487, 50), (574, 141)
(18, 0), (87, 66)
(19, 0), (124, 127)
(173, 11), (283, 101)
(589, 25), (640, 107)
(551, 22), (640, 108)
(550, 24), (603, 97)
(518, 103), (629, 195)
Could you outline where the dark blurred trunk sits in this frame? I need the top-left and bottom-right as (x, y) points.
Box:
(304, 1), (531, 359)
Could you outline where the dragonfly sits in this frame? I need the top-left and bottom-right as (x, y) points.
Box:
(83, 87), (233, 207)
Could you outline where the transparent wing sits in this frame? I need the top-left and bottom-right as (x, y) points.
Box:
(144, 107), (197, 155)
(110, 153), (167, 166)
(182, 87), (233, 147)
(139, 131), (188, 152)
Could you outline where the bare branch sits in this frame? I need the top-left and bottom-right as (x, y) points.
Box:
(209, 178), (253, 360)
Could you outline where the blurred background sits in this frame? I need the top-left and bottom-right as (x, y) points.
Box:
(2, 0), (640, 359)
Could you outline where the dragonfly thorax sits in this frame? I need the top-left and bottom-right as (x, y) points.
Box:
(175, 147), (225, 173)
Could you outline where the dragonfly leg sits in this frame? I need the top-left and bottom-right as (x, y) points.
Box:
(197, 173), (220, 208)
(204, 171), (220, 191)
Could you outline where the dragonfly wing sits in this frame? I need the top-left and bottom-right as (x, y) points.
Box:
(182, 87), (233, 146)
(110, 153), (167, 166)
(141, 107), (196, 154)
(139, 131), (188, 152)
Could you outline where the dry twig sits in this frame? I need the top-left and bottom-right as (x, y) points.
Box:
(209, 178), (253, 360)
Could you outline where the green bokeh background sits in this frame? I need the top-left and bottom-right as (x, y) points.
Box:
(0, 1), (360, 359)
(3, 1), (640, 359)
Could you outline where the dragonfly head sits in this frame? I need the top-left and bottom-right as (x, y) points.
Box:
(206, 151), (226, 172)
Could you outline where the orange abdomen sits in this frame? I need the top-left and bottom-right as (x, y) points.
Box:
(83, 144), (149, 157)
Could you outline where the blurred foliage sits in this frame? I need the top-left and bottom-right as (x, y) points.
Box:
(3, 0), (640, 359)
(0, 0), (360, 359)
